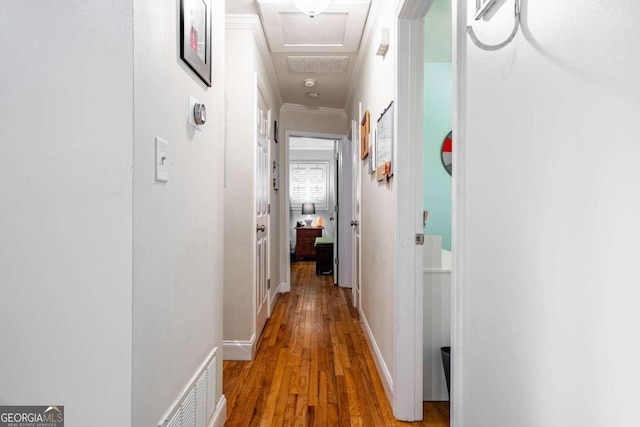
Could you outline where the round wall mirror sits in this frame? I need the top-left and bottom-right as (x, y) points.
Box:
(440, 131), (452, 176)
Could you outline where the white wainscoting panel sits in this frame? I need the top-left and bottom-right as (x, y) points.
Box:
(423, 243), (452, 401)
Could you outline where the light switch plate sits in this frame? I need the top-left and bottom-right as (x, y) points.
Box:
(188, 96), (203, 132)
(155, 137), (169, 182)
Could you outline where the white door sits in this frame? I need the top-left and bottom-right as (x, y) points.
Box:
(351, 117), (361, 310)
(333, 140), (339, 285)
(337, 136), (353, 289)
(255, 90), (270, 336)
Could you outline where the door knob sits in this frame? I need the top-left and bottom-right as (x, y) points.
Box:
(350, 220), (359, 227)
(257, 224), (265, 232)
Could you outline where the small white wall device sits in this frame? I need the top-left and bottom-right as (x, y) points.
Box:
(194, 103), (206, 125)
(188, 96), (206, 131)
(376, 28), (389, 57)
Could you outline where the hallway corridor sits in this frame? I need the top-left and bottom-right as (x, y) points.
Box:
(223, 262), (449, 426)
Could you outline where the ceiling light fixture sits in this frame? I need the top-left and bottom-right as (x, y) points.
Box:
(293, 0), (331, 18)
(304, 79), (317, 87)
(306, 92), (320, 98)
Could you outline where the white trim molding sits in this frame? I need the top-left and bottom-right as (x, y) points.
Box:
(223, 334), (256, 361)
(344, 0), (383, 110)
(278, 281), (290, 293)
(209, 395), (227, 427)
(392, 0), (432, 421)
(268, 284), (281, 315)
(281, 129), (347, 301)
(423, 268), (452, 274)
(225, 14), (283, 105)
(360, 311), (394, 402)
(451, 0), (466, 425)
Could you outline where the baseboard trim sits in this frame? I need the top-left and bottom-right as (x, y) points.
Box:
(223, 335), (255, 361)
(209, 395), (226, 427)
(279, 281), (290, 293)
(269, 288), (280, 315)
(360, 310), (394, 403)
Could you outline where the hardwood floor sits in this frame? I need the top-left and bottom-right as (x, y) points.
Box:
(223, 261), (450, 426)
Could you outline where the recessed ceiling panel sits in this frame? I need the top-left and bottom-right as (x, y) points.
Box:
(280, 12), (348, 46)
(257, 0), (371, 53)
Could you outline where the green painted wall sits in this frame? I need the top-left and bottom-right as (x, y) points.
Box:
(424, 0), (452, 63)
(423, 0), (452, 250)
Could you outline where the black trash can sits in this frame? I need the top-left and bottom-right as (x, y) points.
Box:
(441, 346), (451, 398)
(314, 237), (334, 275)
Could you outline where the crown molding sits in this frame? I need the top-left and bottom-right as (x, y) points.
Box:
(225, 13), (260, 29)
(225, 14), (283, 106)
(344, 0), (383, 112)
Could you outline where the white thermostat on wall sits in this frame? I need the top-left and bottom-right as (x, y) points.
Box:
(188, 95), (206, 131)
(194, 103), (206, 125)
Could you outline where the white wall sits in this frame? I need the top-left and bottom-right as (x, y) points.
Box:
(0, 2), (228, 425)
(345, 0), (398, 396)
(224, 27), (256, 344)
(270, 136), (281, 308)
(224, 16), (280, 346)
(131, 0), (226, 425)
(456, 1), (640, 425)
(0, 1), (133, 425)
(280, 105), (349, 136)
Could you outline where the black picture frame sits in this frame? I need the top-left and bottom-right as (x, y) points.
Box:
(180, 0), (212, 87)
(273, 120), (278, 143)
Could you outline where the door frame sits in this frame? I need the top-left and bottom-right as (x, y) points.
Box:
(282, 130), (346, 293)
(333, 139), (339, 286)
(393, 0), (432, 420)
(451, 0), (465, 425)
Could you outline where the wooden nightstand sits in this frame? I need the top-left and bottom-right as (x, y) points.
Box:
(295, 227), (323, 260)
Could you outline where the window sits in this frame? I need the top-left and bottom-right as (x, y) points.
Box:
(289, 161), (329, 210)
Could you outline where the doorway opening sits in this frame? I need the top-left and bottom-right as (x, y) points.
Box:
(421, 0), (454, 416)
(283, 131), (351, 293)
(393, 0), (454, 421)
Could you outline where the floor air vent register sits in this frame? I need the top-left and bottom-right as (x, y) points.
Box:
(159, 348), (218, 427)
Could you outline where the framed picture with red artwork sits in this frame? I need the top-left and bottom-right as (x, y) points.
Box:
(180, 0), (212, 86)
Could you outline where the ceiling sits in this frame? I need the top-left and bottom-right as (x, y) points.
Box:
(247, 0), (372, 109)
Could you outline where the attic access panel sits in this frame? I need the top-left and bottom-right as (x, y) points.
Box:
(257, 0), (371, 53)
